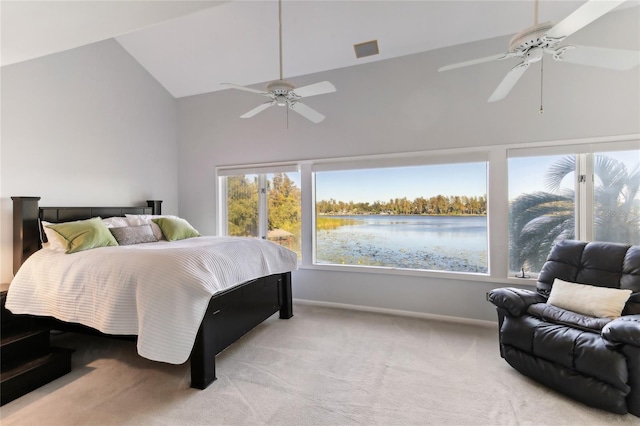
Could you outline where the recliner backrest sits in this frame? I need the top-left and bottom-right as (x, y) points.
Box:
(537, 240), (640, 297)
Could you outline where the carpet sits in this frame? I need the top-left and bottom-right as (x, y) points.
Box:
(1, 304), (637, 425)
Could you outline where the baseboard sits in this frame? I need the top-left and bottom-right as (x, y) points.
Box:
(293, 298), (498, 328)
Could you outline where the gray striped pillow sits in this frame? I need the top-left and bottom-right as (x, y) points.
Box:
(109, 224), (158, 246)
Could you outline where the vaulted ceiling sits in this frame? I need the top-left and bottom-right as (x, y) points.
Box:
(2, 1), (638, 98)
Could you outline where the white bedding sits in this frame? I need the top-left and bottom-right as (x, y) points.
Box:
(6, 236), (298, 364)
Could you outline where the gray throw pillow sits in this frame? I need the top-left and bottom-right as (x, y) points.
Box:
(109, 224), (158, 246)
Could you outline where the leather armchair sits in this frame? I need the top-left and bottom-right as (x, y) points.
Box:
(489, 240), (640, 416)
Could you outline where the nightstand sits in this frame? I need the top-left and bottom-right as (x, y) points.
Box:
(1, 283), (73, 405)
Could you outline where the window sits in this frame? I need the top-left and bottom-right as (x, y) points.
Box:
(592, 149), (640, 245)
(314, 163), (488, 273)
(220, 168), (301, 258)
(508, 143), (640, 274)
(226, 174), (259, 237)
(217, 137), (638, 280)
(508, 154), (576, 274)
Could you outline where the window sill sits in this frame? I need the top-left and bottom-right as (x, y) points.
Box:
(297, 263), (538, 286)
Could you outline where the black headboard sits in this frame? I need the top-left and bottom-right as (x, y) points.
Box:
(11, 196), (162, 276)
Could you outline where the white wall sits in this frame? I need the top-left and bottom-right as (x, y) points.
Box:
(0, 39), (179, 282)
(177, 8), (640, 322)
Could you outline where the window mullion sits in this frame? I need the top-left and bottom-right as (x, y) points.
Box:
(258, 174), (268, 239)
(488, 149), (508, 278)
(300, 163), (313, 267)
(576, 153), (594, 241)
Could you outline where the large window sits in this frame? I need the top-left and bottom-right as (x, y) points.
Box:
(314, 163), (488, 273)
(508, 144), (640, 274)
(221, 169), (301, 258)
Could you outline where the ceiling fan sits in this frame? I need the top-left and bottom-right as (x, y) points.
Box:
(438, 0), (640, 102)
(221, 0), (336, 123)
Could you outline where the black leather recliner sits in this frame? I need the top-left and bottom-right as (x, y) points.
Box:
(489, 240), (640, 416)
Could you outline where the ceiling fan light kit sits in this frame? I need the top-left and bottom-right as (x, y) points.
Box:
(221, 0), (336, 124)
(438, 0), (640, 103)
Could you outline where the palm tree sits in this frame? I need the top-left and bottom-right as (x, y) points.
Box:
(509, 155), (640, 272)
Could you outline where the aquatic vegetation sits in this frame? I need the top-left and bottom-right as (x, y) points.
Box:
(316, 216), (488, 273)
(316, 216), (362, 230)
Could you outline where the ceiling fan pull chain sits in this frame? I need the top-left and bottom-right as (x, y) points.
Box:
(534, 0), (539, 26)
(539, 57), (544, 114)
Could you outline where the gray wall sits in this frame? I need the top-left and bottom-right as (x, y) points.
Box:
(0, 39), (179, 282)
(178, 8), (640, 322)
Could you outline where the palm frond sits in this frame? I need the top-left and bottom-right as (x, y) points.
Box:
(544, 156), (575, 193)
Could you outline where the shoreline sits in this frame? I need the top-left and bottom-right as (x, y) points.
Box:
(318, 213), (487, 217)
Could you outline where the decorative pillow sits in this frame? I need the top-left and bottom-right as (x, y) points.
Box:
(102, 216), (130, 228)
(109, 224), (158, 246)
(151, 217), (200, 241)
(125, 214), (179, 240)
(46, 217), (118, 254)
(40, 220), (68, 252)
(547, 278), (632, 319)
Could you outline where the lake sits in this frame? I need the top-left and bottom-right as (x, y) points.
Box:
(316, 215), (488, 273)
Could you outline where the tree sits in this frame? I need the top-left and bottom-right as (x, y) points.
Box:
(268, 173), (301, 235)
(509, 155), (640, 272)
(227, 175), (258, 236)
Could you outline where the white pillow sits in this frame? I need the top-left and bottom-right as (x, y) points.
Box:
(125, 214), (179, 240)
(102, 216), (130, 228)
(547, 278), (632, 319)
(40, 220), (68, 252)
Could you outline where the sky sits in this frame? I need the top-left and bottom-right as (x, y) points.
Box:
(314, 163), (487, 204)
(508, 150), (640, 200)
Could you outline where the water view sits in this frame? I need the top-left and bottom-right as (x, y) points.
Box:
(316, 215), (488, 273)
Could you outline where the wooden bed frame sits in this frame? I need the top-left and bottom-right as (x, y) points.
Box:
(11, 196), (293, 389)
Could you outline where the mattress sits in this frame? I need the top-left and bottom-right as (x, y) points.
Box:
(6, 236), (298, 364)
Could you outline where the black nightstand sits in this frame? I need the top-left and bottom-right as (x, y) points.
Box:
(1, 283), (73, 405)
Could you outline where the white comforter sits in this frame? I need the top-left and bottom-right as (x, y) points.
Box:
(6, 237), (298, 364)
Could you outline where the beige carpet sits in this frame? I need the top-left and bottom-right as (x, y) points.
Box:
(1, 304), (637, 425)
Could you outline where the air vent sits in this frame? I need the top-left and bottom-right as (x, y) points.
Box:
(354, 40), (379, 59)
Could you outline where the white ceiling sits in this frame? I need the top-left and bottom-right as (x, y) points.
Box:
(2, 0), (639, 98)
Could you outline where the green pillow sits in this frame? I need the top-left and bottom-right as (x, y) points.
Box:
(151, 217), (200, 241)
(46, 217), (118, 253)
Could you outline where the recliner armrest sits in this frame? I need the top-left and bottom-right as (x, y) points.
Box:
(488, 287), (547, 317)
(602, 315), (640, 347)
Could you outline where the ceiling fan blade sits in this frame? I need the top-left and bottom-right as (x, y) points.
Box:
(438, 53), (506, 72)
(289, 102), (326, 123)
(555, 45), (640, 70)
(291, 81), (337, 98)
(545, 0), (627, 41)
(240, 101), (276, 119)
(221, 83), (268, 96)
(488, 62), (530, 103)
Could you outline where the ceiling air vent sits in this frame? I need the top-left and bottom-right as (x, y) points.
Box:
(354, 40), (379, 59)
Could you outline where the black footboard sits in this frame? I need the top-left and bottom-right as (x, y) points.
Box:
(190, 272), (293, 389)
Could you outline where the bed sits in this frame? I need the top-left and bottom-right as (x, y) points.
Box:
(7, 196), (296, 389)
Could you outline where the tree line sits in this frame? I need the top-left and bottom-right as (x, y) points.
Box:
(317, 195), (487, 215)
